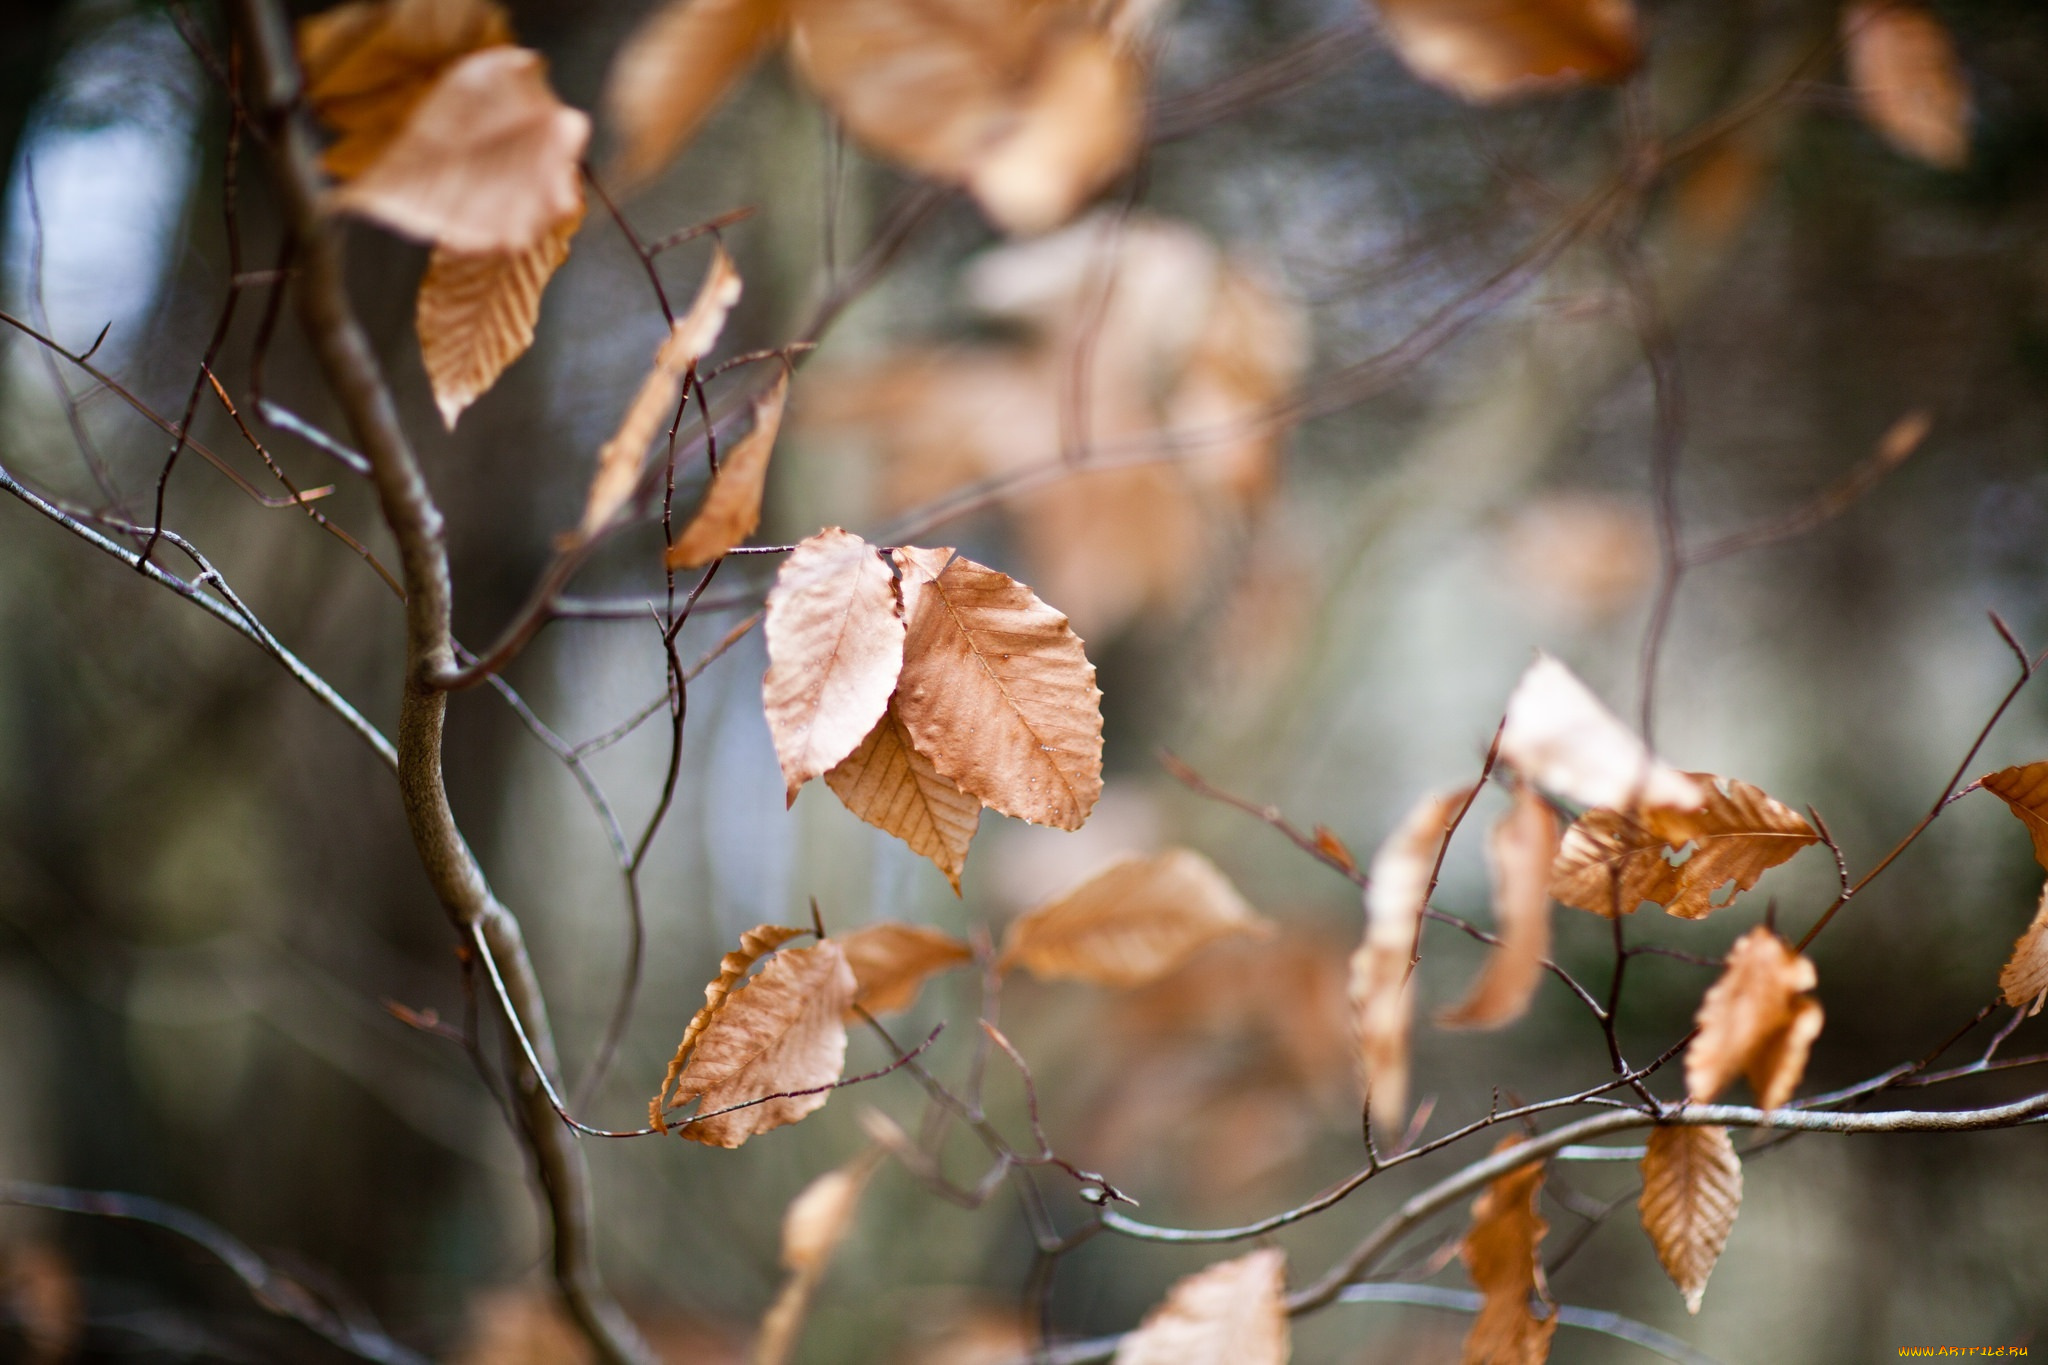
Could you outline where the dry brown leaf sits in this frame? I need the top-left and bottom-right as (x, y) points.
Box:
(328, 46), (588, 253)
(1162, 260), (1308, 506)
(417, 204), (581, 429)
(1460, 1140), (1554, 1365)
(453, 1285), (592, 1365)
(1, 1242), (82, 1365)
(1551, 773), (1815, 920)
(756, 1149), (883, 1365)
(892, 546), (1104, 829)
(763, 529), (906, 805)
(1112, 1247), (1288, 1365)
(1998, 884), (2048, 1014)
(1010, 464), (1209, 641)
(788, 0), (1141, 234)
(1844, 2), (1970, 169)
(1686, 926), (1823, 1111)
(1351, 785), (1473, 1135)
(999, 848), (1267, 987)
(1374, 0), (1638, 104)
(1500, 653), (1705, 816)
(825, 700), (981, 891)
(667, 370), (790, 568)
(1981, 761), (2048, 871)
(836, 922), (974, 1014)
(665, 940), (857, 1147)
(1497, 494), (1656, 623)
(1638, 1124), (1741, 1315)
(299, 0), (515, 181)
(604, 0), (787, 189)
(653, 922), (809, 1128)
(1440, 783), (1560, 1029)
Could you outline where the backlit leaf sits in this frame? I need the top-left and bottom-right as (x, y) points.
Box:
(652, 922), (808, 1129)
(328, 46), (589, 254)
(1686, 926), (1823, 1111)
(1000, 848), (1267, 987)
(1981, 761), (2048, 872)
(1460, 1140), (1555, 1365)
(416, 204), (582, 429)
(1373, 0), (1638, 104)
(1997, 884), (2048, 1014)
(836, 922), (974, 1014)
(1844, 2), (1970, 169)
(604, 0), (787, 189)
(1111, 1247), (1288, 1365)
(1439, 782), (1560, 1029)
(764, 529), (907, 805)
(1499, 653), (1705, 816)
(826, 701), (982, 892)
(1638, 1124), (1741, 1315)
(666, 369), (789, 568)
(892, 546), (1103, 830)
(1547, 807), (1679, 917)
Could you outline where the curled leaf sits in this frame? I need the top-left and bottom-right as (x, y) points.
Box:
(1997, 884), (2048, 1014)
(1686, 926), (1823, 1111)
(1500, 653), (1703, 816)
(1981, 761), (2048, 871)
(1844, 2), (1970, 169)
(666, 369), (790, 568)
(836, 922), (974, 1015)
(1111, 1247), (1288, 1365)
(1638, 1124), (1742, 1315)
(825, 700), (981, 892)
(999, 848), (1268, 987)
(603, 0), (787, 188)
(1460, 1140), (1555, 1365)
(417, 204), (582, 428)
(1374, 0), (1639, 104)
(1439, 782), (1560, 1029)
(652, 922), (808, 1127)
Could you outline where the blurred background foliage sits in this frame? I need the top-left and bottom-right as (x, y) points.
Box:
(2, 0), (2048, 1360)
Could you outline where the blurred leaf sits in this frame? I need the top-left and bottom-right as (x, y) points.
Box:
(1638, 1124), (1742, 1315)
(654, 923), (809, 1128)
(1980, 761), (2048, 871)
(893, 546), (1103, 829)
(1459, 1140), (1554, 1364)
(454, 1286), (591, 1365)
(328, 47), (588, 253)
(756, 1149), (882, 1365)
(604, 0), (787, 189)
(836, 922), (974, 1013)
(416, 203), (581, 429)
(1997, 884), (2048, 1014)
(667, 370), (790, 568)
(1373, 0), (1638, 104)
(1000, 848), (1268, 987)
(1111, 1247), (1289, 1365)
(1496, 494), (1656, 623)
(826, 701), (982, 891)
(1440, 782), (1559, 1029)
(764, 529), (906, 805)
(1351, 785), (1473, 1135)
(1500, 653), (1704, 816)
(1844, 2), (1970, 169)
(1, 1242), (82, 1365)
(299, 0), (514, 180)
(1686, 926), (1823, 1111)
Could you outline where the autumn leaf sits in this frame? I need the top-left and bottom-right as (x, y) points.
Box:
(1638, 1124), (1742, 1315)
(578, 246), (743, 537)
(666, 369), (789, 568)
(836, 922), (974, 1014)
(1440, 782), (1560, 1029)
(1550, 773), (1816, 920)
(1351, 785), (1473, 1136)
(1460, 1140), (1555, 1365)
(299, 0), (514, 181)
(1000, 848), (1267, 987)
(1844, 2), (1970, 170)
(1111, 1247), (1288, 1365)
(416, 204), (582, 429)
(662, 939), (857, 1147)
(825, 701), (981, 891)
(763, 529), (907, 805)
(1373, 0), (1639, 105)
(1499, 653), (1704, 817)
(652, 922), (808, 1128)
(1162, 260), (1309, 506)
(756, 1148), (882, 1365)
(603, 0), (787, 189)
(1981, 761), (2048, 871)
(1686, 926), (1823, 1111)
(787, 0), (1142, 234)
(328, 46), (589, 254)
(1997, 885), (2048, 1014)
(892, 546), (1104, 830)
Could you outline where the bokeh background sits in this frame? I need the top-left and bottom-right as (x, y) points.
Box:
(3, 0), (2048, 1360)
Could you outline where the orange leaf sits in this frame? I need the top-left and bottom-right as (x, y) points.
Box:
(1350, 785), (1473, 1135)
(763, 529), (907, 805)
(1997, 884), (2048, 1014)
(825, 701), (981, 892)
(1980, 761), (2048, 872)
(416, 204), (582, 429)
(652, 922), (808, 1127)
(1374, 0), (1638, 104)
(1547, 807), (1679, 917)
(1000, 848), (1267, 987)
(299, 0), (515, 181)
(1110, 1247), (1288, 1365)
(892, 546), (1103, 830)
(1686, 926), (1823, 1111)
(663, 940), (856, 1147)
(1439, 782), (1560, 1029)
(756, 1148), (882, 1365)
(1844, 2), (1970, 169)
(836, 922), (975, 1014)
(328, 46), (589, 253)
(1460, 1140), (1555, 1365)
(1499, 654), (1703, 817)
(666, 369), (789, 568)
(603, 0), (787, 189)
(1638, 1124), (1742, 1315)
